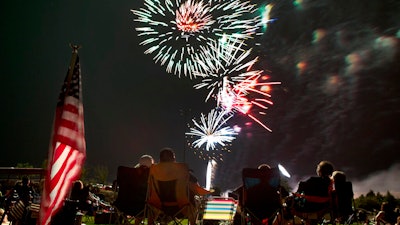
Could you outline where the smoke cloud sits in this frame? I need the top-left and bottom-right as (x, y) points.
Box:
(352, 163), (400, 198)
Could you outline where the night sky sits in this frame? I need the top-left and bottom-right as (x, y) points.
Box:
(1, 0), (399, 197)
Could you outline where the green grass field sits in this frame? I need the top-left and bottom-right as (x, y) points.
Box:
(80, 216), (190, 225)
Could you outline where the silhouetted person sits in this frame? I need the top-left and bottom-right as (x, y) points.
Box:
(50, 180), (86, 225)
(296, 160), (334, 197)
(14, 176), (34, 204)
(376, 202), (397, 225)
(293, 160), (334, 224)
(134, 154), (154, 168)
(332, 170), (354, 223)
(158, 148), (211, 196)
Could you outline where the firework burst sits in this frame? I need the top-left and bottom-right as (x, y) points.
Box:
(186, 108), (238, 161)
(131, 0), (263, 78)
(193, 38), (281, 131)
(193, 38), (262, 101)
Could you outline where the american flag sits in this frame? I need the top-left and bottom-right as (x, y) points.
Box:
(40, 48), (86, 225)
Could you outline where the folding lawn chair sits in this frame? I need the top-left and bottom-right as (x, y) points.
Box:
(146, 162), (197, 225)
(113, 165), (149, 225)
(200, 196), (238, 225)
(290, 177), (333, 225)
(241, 167), (283, 225)
(332, 181), (354, 224)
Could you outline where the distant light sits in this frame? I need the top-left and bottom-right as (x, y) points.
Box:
(260, 85), (271, 92)
(233, 125), (242, 133)
(278, 164), (291, 178)
(297, 61), (307, 75)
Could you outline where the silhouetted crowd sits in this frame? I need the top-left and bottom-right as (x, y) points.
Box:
(1, 157), (399, 225)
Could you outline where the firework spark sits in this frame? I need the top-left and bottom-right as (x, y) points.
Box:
(224, 74), (281, 131)
(131, 0), (263, 78)
(176, 0), (214, 33)
(186, 108), (237, 160)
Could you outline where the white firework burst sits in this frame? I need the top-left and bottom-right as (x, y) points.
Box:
(193, 37), (263, 102)
(131, 0), (263, 78)
(186, 108), (237, 153)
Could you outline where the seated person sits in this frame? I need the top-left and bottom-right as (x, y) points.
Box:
(332, 171), (354, 222)
(147, 148), (211, 225)
(233, 164), (273, 202)
(158, 148), (211, 197)
(233, 164), (282, 225)
(14, 176), (35, 204)
(0, 208), (10, 225)
(113, 155), (154, 225)
(375, 202), (397, 225)
(6, 176), (35, 224)
(294, 161), (334, 212)
(133, 154), (154, 206)
(69, 180), (93, 213)
(51, 180), (88, 225)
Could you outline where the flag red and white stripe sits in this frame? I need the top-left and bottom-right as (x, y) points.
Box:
(40, 48), (86, 225)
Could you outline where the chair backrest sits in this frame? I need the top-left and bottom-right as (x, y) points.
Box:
(147, 162), (191, 211)
(297, 176), (331, 197)
(114, 166), (149, 215)
(202, 197), (238, 221)
(333, 181), (354, 217)
(293, 177), (332, 213)
(241, 168), (281, 219)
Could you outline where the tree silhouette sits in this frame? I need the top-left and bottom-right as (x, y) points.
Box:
(92, 165), (109, 185)
(354, 190), (400, 212)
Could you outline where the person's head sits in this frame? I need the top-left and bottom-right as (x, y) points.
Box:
(22, 176), (30, 186)
(332, 170), (346, 183)
(159, 147), (176, 162)
(136, 154), (154, 168)
(316, 161), (334, 177)
(381, 202), (390, 211)
(72, 180), (84, 191)
(257, 164), (271, 170)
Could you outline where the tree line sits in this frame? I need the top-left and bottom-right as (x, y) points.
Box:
(354, 190), (400, 213)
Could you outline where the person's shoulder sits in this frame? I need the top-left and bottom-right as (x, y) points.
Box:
(137, 165), (150, 170)
(173, 162), (189, 170)
(136, 165), (150, 175)
(300, 176), (320, 186)
(307, 176), (322, 181)
(306, 176), (331, 184)
(376, 210), (385, 218)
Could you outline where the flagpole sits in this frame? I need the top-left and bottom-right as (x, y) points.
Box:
(65, 44), (81, 89)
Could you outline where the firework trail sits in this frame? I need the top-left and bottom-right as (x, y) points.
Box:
(227, 74), (281, 131)
(131, 0), (264, 78)
(206, 159), (217, 190)
(185, 108), (238, 161)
